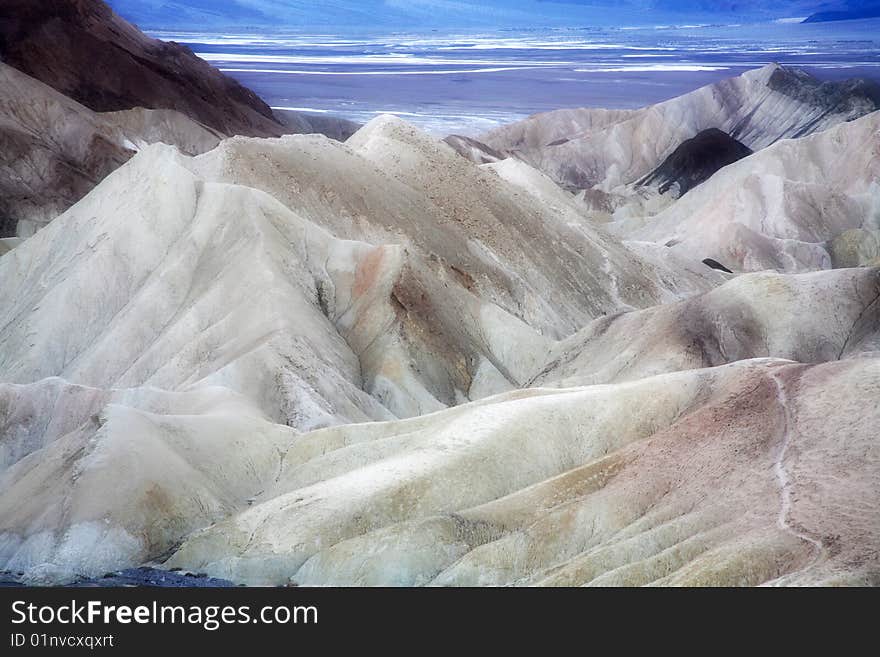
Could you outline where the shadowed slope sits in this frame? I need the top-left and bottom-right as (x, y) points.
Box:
(639, 128), (753, 196)
(0, 62), (223, 237)
(532, 268), (880, 388)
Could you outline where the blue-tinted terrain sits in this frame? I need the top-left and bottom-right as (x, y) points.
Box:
(150, 19), (880, 134)
(107, 1), (880, 30)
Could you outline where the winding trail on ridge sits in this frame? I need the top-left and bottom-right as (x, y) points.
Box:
(768, 366), (826, 582)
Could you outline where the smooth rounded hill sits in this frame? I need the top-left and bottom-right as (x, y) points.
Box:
(0, 114), (878, 586)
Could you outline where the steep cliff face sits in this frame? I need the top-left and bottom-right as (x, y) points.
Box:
(0, 0), (283, 137)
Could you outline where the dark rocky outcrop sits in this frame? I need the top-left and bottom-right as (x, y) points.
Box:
(0, 60), (227, 238)
(803, 8), (880, 23)
(0, 0), (368, 238)
(0, 0), (283, 137)
(640, 128), (753, 196)
(702, 258), (734, 274)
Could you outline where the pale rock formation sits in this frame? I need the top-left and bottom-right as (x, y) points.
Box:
(100, 107), (225, 156)
(532, 268), (880, 387)
(181, 115), (720, 335)
(0, 239), (21, 256)
(0, 381), (295, 584)
(482, 107), (638, 154)
(274, 109), (361, 143)
(0, 117), (726, 428)
(443, 135), (509, 165)
(0, 146), (396, 425)
(482, 157), (730, 290)
(830, 229), (880, 268)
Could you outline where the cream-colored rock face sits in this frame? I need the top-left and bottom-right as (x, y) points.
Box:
(100, 108), (224, 157)
(1, 109), (878, 586)
(830, 229), (880, 269)
(0, 120), (722, 431)
(0, 238), (20, 256)
(533, 268), (880, 387)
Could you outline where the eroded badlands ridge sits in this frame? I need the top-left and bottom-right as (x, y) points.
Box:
(2, 357), (877, 586)
(612, 110), (880, 272)
(453, 65), (880, 276)
(480, 64), (880, 195)
(169, 357), (880, 587)
(0, 81), (878, 584)
(0, 118), (722, 431)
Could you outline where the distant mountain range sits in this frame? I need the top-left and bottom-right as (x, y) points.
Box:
(803, 5), (880, 22)
(104, 0), (880, 29)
